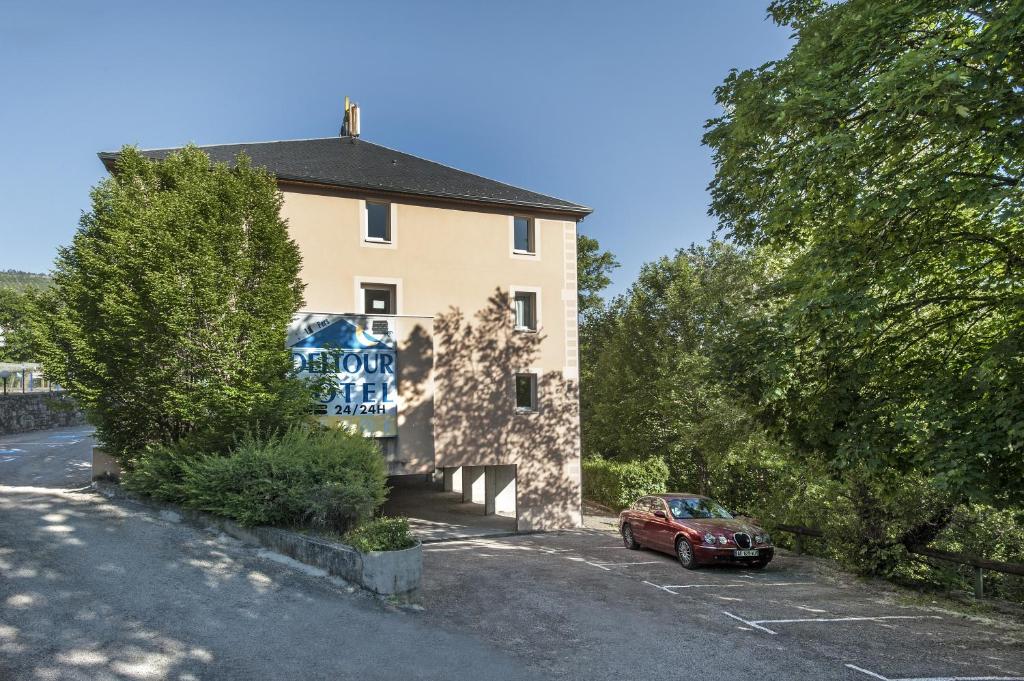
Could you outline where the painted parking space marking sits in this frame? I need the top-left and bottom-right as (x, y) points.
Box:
(758, 615), (941, 625)
(844, 662), (1024, 681)
(722, 611), (779, 635)
(722, 610), (942, 636)
(794, 605), (828, 613)
(643, 579), (815, 594)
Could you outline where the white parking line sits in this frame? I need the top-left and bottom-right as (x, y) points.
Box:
(757, 615), (942, 625)
(844, 662), (1024, 681)
(643, 580), (814, 593)
(794, 605), (828, 613)
(721, 612), (942, 636)
(722, 611), (778, 635)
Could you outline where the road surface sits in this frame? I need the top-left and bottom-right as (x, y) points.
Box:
(1, 425), (1021, 680)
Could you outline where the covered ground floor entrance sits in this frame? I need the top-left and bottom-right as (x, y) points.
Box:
(382, 465), (518, 542)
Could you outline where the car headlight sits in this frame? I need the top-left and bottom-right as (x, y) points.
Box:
(717, 535), (728, 545)
(762, 533), (772, 545)
(754, 534), (763, 544)
(703, 532), (715, 545)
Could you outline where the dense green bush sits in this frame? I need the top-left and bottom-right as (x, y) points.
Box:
(582, 457), (668, 510)
(125, 427), (388, 534)
(39, 146), (308, 459)
(344, 517), (417, 553)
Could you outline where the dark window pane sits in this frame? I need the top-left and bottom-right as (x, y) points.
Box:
(514, 217), (533, 252)
(515, 374), (535, 409)
(364, 287), (393, 314)
(367, 202), (390, 241)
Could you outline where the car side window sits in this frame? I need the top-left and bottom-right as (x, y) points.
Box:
(633, 497), (649, 511)
(650, 499), (666, 515)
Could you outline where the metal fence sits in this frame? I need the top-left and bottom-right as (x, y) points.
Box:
(774, 523), (1024, 600)
(0, 362), (60, 394)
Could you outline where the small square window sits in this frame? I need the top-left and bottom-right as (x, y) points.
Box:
(362, 284), (395, 315)
(366, 202), (391, 242)
(513, 216), (534, 254)
(515, 373), (537, 412)
(513, 292), (537, 331)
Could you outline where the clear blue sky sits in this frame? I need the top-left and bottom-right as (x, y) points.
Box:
(0, 1), (791, 296)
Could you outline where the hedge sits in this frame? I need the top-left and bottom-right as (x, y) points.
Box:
(582, 457), (669, 510)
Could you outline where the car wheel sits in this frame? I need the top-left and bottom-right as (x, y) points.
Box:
(622, 523), (640, 550)
(675, 537), (698, 570)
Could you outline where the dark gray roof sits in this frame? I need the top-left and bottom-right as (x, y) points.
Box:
(98, 136), (591, 217)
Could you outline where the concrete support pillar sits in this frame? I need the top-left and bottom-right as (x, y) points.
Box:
(443, 466), (463, 494)
(462, 465), (485, 505)
(485, 465), (517, 517)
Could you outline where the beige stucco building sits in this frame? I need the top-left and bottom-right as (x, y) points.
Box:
(101, 126), (592, 532)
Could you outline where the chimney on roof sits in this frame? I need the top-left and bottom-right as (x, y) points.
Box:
(341, 97), (361, 137)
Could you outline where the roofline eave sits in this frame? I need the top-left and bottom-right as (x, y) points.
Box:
(96, 152), (593, 220)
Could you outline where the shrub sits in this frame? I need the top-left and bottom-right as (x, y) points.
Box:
(124, 426), (388, 533)
(582, 456), (668, 510)
(122, 438), (204, 504)
(344, 517), (417, 553)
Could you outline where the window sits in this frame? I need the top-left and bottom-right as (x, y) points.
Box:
(362, 284), (395, 315)
(513, 291), (537, 331)
(513, 216), (534, 254)
(366, 202), (391, 242)
(514, 373), (537, 412)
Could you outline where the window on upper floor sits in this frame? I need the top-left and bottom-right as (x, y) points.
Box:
(366, 202), (391, 242)
(514, 373), (538, 412)
(362, 283), (395, 315)
(513, 216), (535, 254)
(513, 291), (537, 331)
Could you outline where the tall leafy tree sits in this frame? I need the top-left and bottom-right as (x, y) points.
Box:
(39, 146), (308, 459)
(582, 242), (790, 513)
(576, 234), (620, 443)
(0, 287), (42, 362)
(704, 0), (1024, 508)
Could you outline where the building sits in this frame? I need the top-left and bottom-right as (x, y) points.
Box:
(99, 109), (592, 531)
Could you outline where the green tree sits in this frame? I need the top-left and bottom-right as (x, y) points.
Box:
(39, 146), (308, 459)
(577, 234), (620, 442)
(0, 287), (42, 362)
(583, 242), (791, 515)
(577, 234), (620, 320)
(704, 0), (1024, 509)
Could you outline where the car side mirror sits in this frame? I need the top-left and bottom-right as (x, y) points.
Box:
(653, 510), (666, 519)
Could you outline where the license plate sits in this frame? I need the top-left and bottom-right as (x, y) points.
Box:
(734, 549), (759, 558)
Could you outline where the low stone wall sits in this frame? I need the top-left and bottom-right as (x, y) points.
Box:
(93, 480), (422, 601)
(0, 392), (86, 435)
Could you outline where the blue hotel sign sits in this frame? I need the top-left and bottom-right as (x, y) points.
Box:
(287, 314), (397, 437)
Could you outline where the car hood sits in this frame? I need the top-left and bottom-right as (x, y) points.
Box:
(676, 518), (764, 535)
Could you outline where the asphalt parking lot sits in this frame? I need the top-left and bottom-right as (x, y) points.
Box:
(420, 528), (1024, 681)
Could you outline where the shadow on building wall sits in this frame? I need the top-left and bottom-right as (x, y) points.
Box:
(425, 289), (582, 530)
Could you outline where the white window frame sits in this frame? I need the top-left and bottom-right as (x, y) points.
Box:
(509, 215), (540, 260)
(360, 200), (398, 249)
(354, 276), (403, 315)
(509, 285), (542, 332)
(512, 369), (540, 413)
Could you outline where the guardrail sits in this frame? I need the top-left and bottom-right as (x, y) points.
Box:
(772, 524), (1024, 599)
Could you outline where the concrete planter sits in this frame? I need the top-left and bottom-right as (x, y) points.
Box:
(225, 521), (422, 601)
(92, 447), (122, 482)
(359, 543), (423, 598)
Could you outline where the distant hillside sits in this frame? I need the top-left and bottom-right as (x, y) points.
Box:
(0, 270), (52, 291)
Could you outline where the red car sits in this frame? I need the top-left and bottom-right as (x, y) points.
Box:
(619, 494), (774, 569)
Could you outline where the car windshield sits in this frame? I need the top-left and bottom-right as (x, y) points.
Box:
(668, 498), (734, 520)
